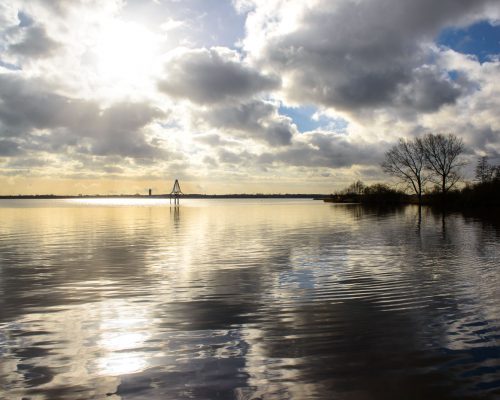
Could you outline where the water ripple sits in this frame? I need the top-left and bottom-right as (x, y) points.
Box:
(0, 200), (499, 399)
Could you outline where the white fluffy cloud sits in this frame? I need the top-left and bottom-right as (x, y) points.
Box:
(242, 0), (497, 112)
(0, 0), (499, 193)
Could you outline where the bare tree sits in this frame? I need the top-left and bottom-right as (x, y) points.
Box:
(382, 138), (428, 204)
(420, 133), (465, 195)
(475, 156), (495, 183)
(344, 180), (365, 195)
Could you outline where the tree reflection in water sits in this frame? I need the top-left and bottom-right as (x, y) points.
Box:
(0, 200), (499, 399)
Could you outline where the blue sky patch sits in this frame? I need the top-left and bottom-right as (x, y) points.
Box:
(17, 11), (34, 27)
(0, 60), (21, 71)
(438, 20), (500, 63)
(447, 70), (459, 81)
(279, 105), (348, 133)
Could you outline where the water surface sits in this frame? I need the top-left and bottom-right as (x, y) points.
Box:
(0, 199), (499, 399)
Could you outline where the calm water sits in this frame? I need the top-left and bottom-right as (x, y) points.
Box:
(0, 199), (499, 399)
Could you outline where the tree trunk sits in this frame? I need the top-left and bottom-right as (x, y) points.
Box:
(417, 178), (422, 205)
(441, 175), (446, 206)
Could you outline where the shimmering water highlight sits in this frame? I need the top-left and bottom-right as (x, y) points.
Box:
(0, 199), (499, 399)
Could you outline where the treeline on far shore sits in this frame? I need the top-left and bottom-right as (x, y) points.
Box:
(328, 174), (500, 208)
(326, 133), (500, 208)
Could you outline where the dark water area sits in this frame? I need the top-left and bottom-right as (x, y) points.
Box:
(0, 199), (499, 399)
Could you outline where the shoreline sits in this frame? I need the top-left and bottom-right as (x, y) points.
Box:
(0, 194), (330, 200)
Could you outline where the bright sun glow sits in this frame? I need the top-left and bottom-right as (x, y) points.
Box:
(93, 21), (159, 94)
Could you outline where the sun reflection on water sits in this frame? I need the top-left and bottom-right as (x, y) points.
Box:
(67, 198), (171, 207)
(1, 201), (500, 398)
(96, 301), (153, 377)
(98, 352), (148, 376)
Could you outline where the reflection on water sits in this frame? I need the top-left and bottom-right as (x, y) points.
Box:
(0, 199), (499, 399)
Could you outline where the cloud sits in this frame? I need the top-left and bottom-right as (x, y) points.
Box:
(24, 0), (124, 16)
(414, 50), (500, 161)
(1, 0), (500, 191)
(0, 74), (168, 159)
(192, 100), (296, 146)
(193, 134), (234, 147)
(395, 66), (464, 112)
(0, 74), (96, 134)
(0, 139), (23, 156)
(242, 0), (497, 115)
(6, 156), (48, 166)
(218, 148), (251, 165)
(158, 47), (280, 104)
(78, 102), (167, 158)
(259, 132), (384, 169)
(8, 24), (60, 58)
(160, 17), (187, 32)
(0, 3), (20, 29)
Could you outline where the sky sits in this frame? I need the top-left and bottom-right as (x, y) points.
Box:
(0, 0), (499, 195)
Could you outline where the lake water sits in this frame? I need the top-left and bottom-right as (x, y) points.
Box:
(0, 199), (499, 399)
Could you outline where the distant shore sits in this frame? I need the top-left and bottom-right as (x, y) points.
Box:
(0, 194), (330, 200)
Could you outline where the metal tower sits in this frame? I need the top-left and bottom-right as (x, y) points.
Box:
(169, 179), (183, 204)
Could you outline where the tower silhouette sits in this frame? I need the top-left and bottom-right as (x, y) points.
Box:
(169, 179), (183, 205)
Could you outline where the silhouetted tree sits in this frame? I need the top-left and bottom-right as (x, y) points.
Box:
(421, 133), (465, 195)
(344, 180), (365, 195)
(382, 138), (428, 204)
(475, 156), (495, 183)
(363, 183), (407, 203)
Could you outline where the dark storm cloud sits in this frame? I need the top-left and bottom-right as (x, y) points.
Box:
(158, 47), (280, 104)
(250, 0), (496, 114)
(259, 133), (383, 169)
(8, 25), (60, 58)
(0, 74), (167, 159)
(194, 100), (295, 146)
